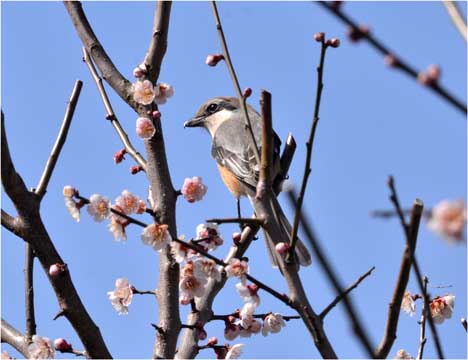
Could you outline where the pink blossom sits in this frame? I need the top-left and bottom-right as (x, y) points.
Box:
(136, 117), (156, 139)
(179, 273), (205, 302)
(181, 176), (208, 203)
(224, 323), (241, 341)
(196, 223), (223, 250)
(49, 263), (66, 277)
(141, 224), (171, 251)
(427, 200), (466, 243)
(154, 82), (174, 105)
(132, 80), (158, 105)
(86, 194), (111, 222)
(64, 197), (80, 222)
(136, 199), (147, 214)
(239, 319), (262, 338)
(225, 258), (249, 284)
(205, 54), (225, 67)
(108, 215), (128, 242)
(28, 335), (55, 359)
(275, 242), (290, 256)
(394, 349), (413, 359)
(262, 313), (286, 336)
(235, 282), (260, 307)
(430, 294), (455, 324)
(171, 237), (192, 263)
(133, 64), (146, 78)
(107, 278), (133, 315)
(401, 290), (415, 317)
(54, 338), (72, 352)
(62, 185), (76, 198)
(225, 344), (244, 359)
(115, 190), (141, 214)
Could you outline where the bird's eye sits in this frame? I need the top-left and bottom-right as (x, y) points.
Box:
(206, 103), (219, 114)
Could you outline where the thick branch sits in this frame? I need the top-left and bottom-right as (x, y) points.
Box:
(318, 1), (467, 115)
(82, 47), (147, 171)
(443, 1), (467, 41)
(375, 199), (423, 358)
(1, 209), (23, 237)
(143, 1), (172, 83)
(286, 189), (374, 358)
(35, 80), (83, 199)
(320, 266), (375, 319)
(1, 319), (30, 358)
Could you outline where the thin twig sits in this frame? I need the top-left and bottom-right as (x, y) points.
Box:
(443, 1), (468, 41)
(209, 0), (261, 164)
(1, 318), (31, 358)
(205, 218), (264, 226)
(35, 80), (83, 198)
(288, 37), (329, 262)
(286, 189), (375, 358)
(82, 47), (147, 171)
(320, 266), (375, 319)
(24, 244), (36, 341)
(257, 90), (273, 199)
(317, 1), (467, 115)
(371, 208), (432, 219)
(274, 133), (296, 194)
(416, 277), (429, 360)
(461, 318), (467, 332)
(211, 313), (300, 321)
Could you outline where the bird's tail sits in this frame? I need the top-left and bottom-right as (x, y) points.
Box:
(248, 194), (312, 268)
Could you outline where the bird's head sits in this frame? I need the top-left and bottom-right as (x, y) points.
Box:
(184, 97), (240, 137)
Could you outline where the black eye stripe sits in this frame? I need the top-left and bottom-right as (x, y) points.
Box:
(205, 102), (220, 115)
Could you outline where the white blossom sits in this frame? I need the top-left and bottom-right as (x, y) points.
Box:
(225, 344), (244, 359)
(86, 194), (111, 222)
(132, 80), (158, 105)
(141, 223), (171, 251)
(107, 278), (133, 315)
(430, 294), (455, 324)
(28, 335), (55, 359)
(262, 313), (286, 336)
(401, 290), (416, 317)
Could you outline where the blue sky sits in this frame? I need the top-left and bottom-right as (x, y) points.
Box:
(1, 1), (466, 359)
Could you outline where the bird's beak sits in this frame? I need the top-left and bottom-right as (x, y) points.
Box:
(184, 115), (205, 128)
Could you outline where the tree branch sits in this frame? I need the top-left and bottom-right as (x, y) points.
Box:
(1, 209), (23, 238)
(35, 80), (83, 199)
(143, 1), (172, 83)
(320, 266), (375, 319)
(257, 90), (273, 199)
(24, 244), (36, 340)
(81, 47), (147, 171)
(1, 318), (30, 358)
(274, 133), (296, 194)
(416, 277), (429, 360)
(317, 1), (467, 115)
(443, 1), (467, 41)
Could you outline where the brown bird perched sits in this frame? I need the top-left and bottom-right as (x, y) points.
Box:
(184, 97), (311, 268)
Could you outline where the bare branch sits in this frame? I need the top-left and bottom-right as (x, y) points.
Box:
(1, 319), (31, 358)
(317, 1), (467, 115)
(24, 244), (36, 340)
(81, 47), (147, 171)
(1, 209), (23, 237)
(205, 217), (264, 226)
(209, 0), (261, 164)
(143, 1), (172, 83)
(257, 90), (273, 198)
(274, 133), (296, 194)
(320, 266), (375, 319)
(443, 1), (467, 41)
(35, 80), (83, 199)
(416, 277), (429, 360)
(286, 189), (375, 358)
(461, 318), (468, 332)
(289, 37), (329, 262)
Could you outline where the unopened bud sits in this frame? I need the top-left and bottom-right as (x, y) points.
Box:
(54, 338), (72, 352)
(197, 328), (207, 341)
(130, 165), (144, 175)
(133, 67), (146, 78)
(243, 87), (252, 98)
(384, 54), (398, 67)
(348, 25), (369, 42)
(275, 242), (290, 255)
(49, 263), (66, 277)
(207, 336), (218, 346)
(232, 232), (242, 246)
(314, 32), (325, 42)
(227, 315), (236, 323)
(205, 54), (225, 67)
(114, 148), (127, 164)
(326, 38), (341, 48)
(427, 64), (441, 82)
(151, 110), (161, 119)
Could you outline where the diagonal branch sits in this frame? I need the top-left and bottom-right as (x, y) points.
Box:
(1, 209), (23, 237)
(317, 1), (467, 115)
(320, 266), (375, 319)
(35, 80), (83, 199)
(443, 1), (468, 41)
(82, 48), (147, 171)
(143, 1), (172, 83)
(1, 318), (31, 358)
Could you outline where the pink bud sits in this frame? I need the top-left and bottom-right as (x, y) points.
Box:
(275, 242), (290, 255)
(133, 64), (147, 78)
(326, 38), (341, 48)
(197, 328), (207, 341)
(207, 336), (218, 346)
(243, 87), (252, 98)
(54, 338), (72, 352)
(49, 263), (66, 277)
(232, 232), (242, 245)
(205, 54), (225, 67)
(152, 110), (161, 119)
(314, 32), (325, 42)
(427, 64), (441, 82)
(114, 148), (127, 164)
(348, 25), (369, 42)
(227, 315), (236, 323)
(130, 165), (144, 175)
(384, 54), (398, 67)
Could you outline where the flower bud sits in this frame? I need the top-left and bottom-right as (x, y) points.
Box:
(197, 328), (207, 341)
(151, 110), (161, 119)
(384, 54), (398, 67)
(130, 165), (144, 175)
(427, 64), (441, 82)
(326, 38), (341, 48)
(207, 336), (218, 346)
(114, 149), (127, 164)
(348, 25), (369, 42)
(133, 66), (146, 78)
(314, 32), (325, 42)
(275, 242), (290, 255)
(54, 338), (72, 352)
(49, 263), (66, 277)
(205, 54), (225, 67)
(243, 87), (252, 98)
(232, 232), (242, 245)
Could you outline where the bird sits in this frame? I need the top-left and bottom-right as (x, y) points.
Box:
(184, 96), (311, 268)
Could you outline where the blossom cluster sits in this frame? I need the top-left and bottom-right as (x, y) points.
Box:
(401, 290), (455, 325)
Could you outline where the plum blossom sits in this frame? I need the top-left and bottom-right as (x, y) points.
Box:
(171, 236), (194, 263)
(115, 190), (141, 214)
(196, 223), (223, 250)
(275, 242), (290, 256)
(63, 186), (80, 222)
(262, 313), (286, 336)
(430, 294), (455, 324)
(133, 63), (146, 78)
(239, 302), (256, 329)
(394, 349), (413, 359)
(181, 176), (208, 203)
(28, 335), (56, 359)
(86, 194), (111, 222)
(225, 258), (249, 284)
(179, 261), (207, 303)
(225, 344), (244, 359)
(401, 290), (416, 317)
(53, 338), (72, 352)
(136, 117), (156, 139)
(108, 215), (128, 242)
(236, 282), (260, 307)
(427, 200), (466, 243)
(141, 223), (171, 251)
(239, 319), (262, 338)
(107, 278), (133, 315)
(194, 257), (222, 282)
(153, 82), (174, 104)
(132, 80), (158, 105)
(224, 323), (241, 341)
(136, 199), (147, 214)
(63, 185), (76, 198)
(206, 53), (224, 66)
